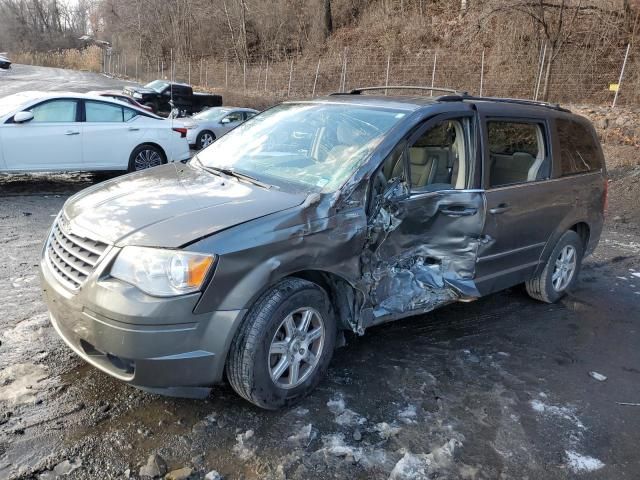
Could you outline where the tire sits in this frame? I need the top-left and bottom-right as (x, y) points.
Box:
(127, 144), (166, 172)
(526, 230), (583, 303)
(196, 130), (216, 149)
(226, 278), (337, 409)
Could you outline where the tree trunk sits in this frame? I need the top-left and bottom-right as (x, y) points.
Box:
(322, 0), (333, 39)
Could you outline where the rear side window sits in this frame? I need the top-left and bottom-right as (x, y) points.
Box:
(85, 101), (137, 122)
(487, 121), (549, 188)
(556, 118), (603, 176)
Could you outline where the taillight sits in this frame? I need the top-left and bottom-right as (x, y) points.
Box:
(172, 127), (187, 138)
(603, 178), (609, 214)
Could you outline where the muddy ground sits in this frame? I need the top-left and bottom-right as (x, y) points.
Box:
(1, 65), (640, 480)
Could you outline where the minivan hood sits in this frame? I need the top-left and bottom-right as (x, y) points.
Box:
(63, 163), (306, 247)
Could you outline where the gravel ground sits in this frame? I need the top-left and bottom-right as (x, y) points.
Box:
(1, 65), (640, 480)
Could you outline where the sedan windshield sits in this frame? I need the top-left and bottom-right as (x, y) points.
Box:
(194, 102), (407, 192)
(145, 80), (169, 93)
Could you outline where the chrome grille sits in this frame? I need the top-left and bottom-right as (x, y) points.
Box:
(45, 222), (109, 290)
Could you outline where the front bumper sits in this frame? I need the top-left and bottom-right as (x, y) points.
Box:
(40, 252), (246, 389)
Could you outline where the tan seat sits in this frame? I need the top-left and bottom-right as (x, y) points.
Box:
(391, 147), (437, 187)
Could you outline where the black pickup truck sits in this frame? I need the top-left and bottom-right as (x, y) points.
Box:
(123, 80), (222, 117)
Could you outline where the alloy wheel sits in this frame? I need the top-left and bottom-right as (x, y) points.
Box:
(552, 245), (577, 292)
(134, 148), (163, 170)
(268, 307), (325, 389)
(199, 132), (214, 148)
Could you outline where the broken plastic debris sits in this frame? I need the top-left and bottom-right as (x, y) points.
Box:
(589, 371), (607, 382)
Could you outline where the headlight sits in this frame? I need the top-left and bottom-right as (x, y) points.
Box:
(132, 92), (143, 99)
(110, 246), (215, 297)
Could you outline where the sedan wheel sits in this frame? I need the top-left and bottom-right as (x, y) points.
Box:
(552, 245), (577, 292)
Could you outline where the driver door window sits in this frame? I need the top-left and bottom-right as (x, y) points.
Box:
(377, 118), (470, 192)
(29, 100), (77, 122)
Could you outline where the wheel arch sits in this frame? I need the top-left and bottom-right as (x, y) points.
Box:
(534, 218), (591, 278)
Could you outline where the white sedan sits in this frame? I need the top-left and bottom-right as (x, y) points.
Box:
(183, 107), (258, 149)
(0, 91), (191, 172)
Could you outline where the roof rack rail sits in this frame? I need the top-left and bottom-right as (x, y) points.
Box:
(461, 95), (570, 112)
(333, 86), (469, 96)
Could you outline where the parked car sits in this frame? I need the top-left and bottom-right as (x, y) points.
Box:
(87, 90), (154, 113)
(123, 80), (222, 117)
(181, 107), (259, 149)
(0, 54), (11, 69)
(0, 91), (190, 172)
(40, 87), (606, 409)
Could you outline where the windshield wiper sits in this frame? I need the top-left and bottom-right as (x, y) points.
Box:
(199, 164), (275, 190)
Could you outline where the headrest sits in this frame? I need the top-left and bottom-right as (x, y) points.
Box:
(409, 147), (429, 166)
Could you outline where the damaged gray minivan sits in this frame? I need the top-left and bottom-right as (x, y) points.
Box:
(41, 87), (607, 409)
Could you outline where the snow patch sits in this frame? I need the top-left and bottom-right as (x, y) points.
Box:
(0, 362), (48, 404)
(389, 439), (461, 480)
(327, 393), (366, 426)
(374, 422), (401, 439)
(565, 450), (604, 473)
(398, 404), (418, 424)
(530, 399), (585, 429)
(287, 423), (314, 445)
(233, 429), (255, 460)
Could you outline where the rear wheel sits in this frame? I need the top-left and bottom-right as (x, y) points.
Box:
(128, 144), (166, 172)
(526, 230), (583, 303)
(196, 130), (215, 149)
(226, 278), (336, 409)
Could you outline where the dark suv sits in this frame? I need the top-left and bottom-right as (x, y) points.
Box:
(40, 87), (607, 409)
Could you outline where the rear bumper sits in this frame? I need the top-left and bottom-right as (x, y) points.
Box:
(41, 255), (246, 389)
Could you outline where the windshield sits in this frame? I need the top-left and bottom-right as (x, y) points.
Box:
(194, 107), (231, 121)
(194, 102), (407, 192)
(145, 80), (169, 93)
(0, 92), (37, 117)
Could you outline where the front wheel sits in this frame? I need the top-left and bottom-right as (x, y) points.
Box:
(526, 230), (584, 303)
(128, 144), (166, 172)
(226, 278), (336, 409)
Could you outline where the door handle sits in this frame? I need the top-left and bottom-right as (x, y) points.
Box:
(65, 131), (80, 136)
(489, 203), (511, 215)
(439, 205), (478, 217)
(128, 127), (140, 131)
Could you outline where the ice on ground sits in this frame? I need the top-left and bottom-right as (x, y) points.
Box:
(530, 399), (585, 429)
(287, 423), (314, 445)
(327, 394), (346, 414)
(0, 362), (48, 404)
(327, 393), (366, 426)
(375, 422), (401, 439)
(389, 439), (461, 480)
(565, 450), (605, 473)
(398, 404), (418, 424)
(320, 433), (363, 462)
(233, 429), (255, 460)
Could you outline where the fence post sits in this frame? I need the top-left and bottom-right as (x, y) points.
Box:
(264, 59), (269, 92)
(124, 53), (127, 77)
(205, 64), (208, 87)
(287, 58), (294, 97)
(534, 43), (547, 101)
(341, 48), (348, 92)
(256, 57), (263, 90)
(188, 59), (191, 85)
(200, 58), (203, 86)
(135, 56), (138, 80)
(243, 59), (247, 92)
(225, 59), (228, 89)
(385, 54), (391, 95)
(613, 43), (631, 108)
(430, 52), (437, 96)
(312, 58), (321, 96)
(479, 49), (485, 96)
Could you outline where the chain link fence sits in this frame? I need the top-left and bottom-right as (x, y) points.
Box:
(103, 44), (638, 106)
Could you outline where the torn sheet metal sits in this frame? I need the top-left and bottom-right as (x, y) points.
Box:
(359, 187), (486, 328)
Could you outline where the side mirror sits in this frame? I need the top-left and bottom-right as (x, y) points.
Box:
(13, 111), (34, 123)
(220, 117), (231, 124)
